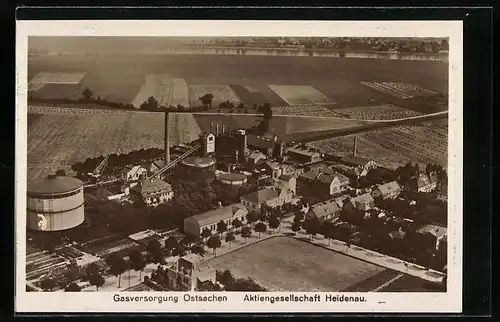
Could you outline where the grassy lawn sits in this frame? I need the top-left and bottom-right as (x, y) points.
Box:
(209, 236), (385, 291)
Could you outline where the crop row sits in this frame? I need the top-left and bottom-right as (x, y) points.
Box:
(335, 104), (423, 120)
(271, 105), (340, 117)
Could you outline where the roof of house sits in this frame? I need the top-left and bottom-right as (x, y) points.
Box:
(298, 171), (319, 181)
(417, 224), (447, 239)
(352, 193), (375, 204)
(340, 154), (372, 167)
(247, 135), (275, 149)
(264, 161), (280, 170)
(248, 150), (267, 160)
(123, 165), (146, 175)
(376, 181), (402, 196)
(307, 201), (340, 220)
(132, 178), (172, 196)
(241, 188), (280, 204)
(187, 204), (248, 227)
(279, 174), (293, 181)
(388, 230), (406, 240)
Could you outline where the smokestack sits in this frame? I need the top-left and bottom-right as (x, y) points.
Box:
(222, 124), (226, 135)
(210, 122), (214, 133)
(353, 135), (358, 157)
(216, 124), (220, 136)
(164, 112), (170, 165)
(227, 126), (231, 135)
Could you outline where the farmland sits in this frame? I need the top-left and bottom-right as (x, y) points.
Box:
(28, 53), (448, 111)
(170, 79), (190, 107)
(310, 123), (448, 169)
(361, 81), (437, 100)
(332, 104), (423, 120)
(268, 85), (334, 105)
(272, 104), (340, 117)
(131, 74), (172, 108)
(189, 85), (240, 108)
(209, 236), (385, 291)
(27, 106), (202, 179)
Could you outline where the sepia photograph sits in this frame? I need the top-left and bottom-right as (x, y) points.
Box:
(16, 20), (463, 313)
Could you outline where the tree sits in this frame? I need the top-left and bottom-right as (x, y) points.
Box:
(128, 249), (146, 281)
(85, 262), (100, 278)
(246, 212), (259, 228)
(164, 236), (178, 254)
(140, 96), (160, 111)
(82, 88), (93, 101)
(172, 245), (187, 258)
(199, 93), (214, 109)
(291, 221), (302, 234)
(191, 244), (205, 256)
(89, 273), (105, 292)
(268, 216), (281, 233)
(254, 222), (267, 239)
(241, 226), (252, 243)
(219, 269), (234, 286)
(201, 228), (212, 243)
(231, 218), (243, 233)
(55, 169), (66, 176)
(40, 278), (57, 291)
(261, 102), (273, 119)
(146, 239), (163, 263)
(207, 236), (222, 257)
(225, 231), (236, 249)
(106, 254), (127, 288)
(65, 282), (81, 292)
(322, 222), (336, 246)
(293, 212), (304, 225)
(303, 217), (321, 241)
(216, 220), (228, 238)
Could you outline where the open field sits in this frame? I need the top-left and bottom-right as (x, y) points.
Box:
(27, 106), (202, 179)
(268, 85), (334, 105)
(170, 79), (190, 107)
(209, 236), (385, 291)
(30, 83), (85, 101)
(29, 54), (448, 111)
(228, 84), (271, 106)
(272, 104), (340, 117)
(333, 104), (423, 120)
(29, 72), (86, 84)
(310, 124), (448, 169)
(131, 74), (172, 108)
(189, 85), (240, 108)
(193, 114), (364, 135)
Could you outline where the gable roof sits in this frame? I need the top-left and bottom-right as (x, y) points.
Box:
(307, 201), (340, 220)
(132, 178), (172, 197)
(376, 181), (402, 196)
(417, 224), (447, 239)
(299, 171), (319, 181)
(341, 154), (372, 167)
(352, 193), (375, 204)
(241, 188), (279, 204)
(187, 204), (248, 227)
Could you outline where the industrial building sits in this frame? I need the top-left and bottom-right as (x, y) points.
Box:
(181, 156), (217, 178)
(27, 174), (85, 231)
(216, 172), (248, 186)
(131, 177), (174, 207)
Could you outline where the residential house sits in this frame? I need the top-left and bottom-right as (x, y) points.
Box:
(122, 165), (148, 182)
(183, 204), (248, 238)
(263, 161), (283, 180)
(330, 163), (368, 179)
(417, 224), (447, 251)
(156, 253), (216, 291)
(240, 187), (294, 213)
(130, 177), (174, 207)
(340, 154), (377, 172)
(143, 159), (165, 175)
(286, 146), (322, 165)
(305, 200), (340, 222)
(343, 193), (375, 212)
(410, 173), (438, 193)
(371, 181), (403, 200)
(276, 175), (297, 195)
(297, 169), (349, 196)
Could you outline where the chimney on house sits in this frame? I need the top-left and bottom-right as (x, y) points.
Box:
(164, 111), (170, 165)
(353, 135), (358, 157)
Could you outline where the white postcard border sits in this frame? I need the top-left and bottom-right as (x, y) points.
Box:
(15, 20), (463, 313)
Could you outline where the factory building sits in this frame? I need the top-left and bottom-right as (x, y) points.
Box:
(181, 156), (217, 178)
(27, 175), (85, 231)
(216, 172), (248, 186)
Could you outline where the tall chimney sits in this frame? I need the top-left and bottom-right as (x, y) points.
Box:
(353, 135), (358, 157)
(216, 123), (220, 136)
(222, 124), (226, 135)
(210, 122), (214, 133)
(164, 112), (170, 165)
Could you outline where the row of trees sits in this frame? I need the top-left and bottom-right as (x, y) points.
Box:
(395, 162), (447, 188)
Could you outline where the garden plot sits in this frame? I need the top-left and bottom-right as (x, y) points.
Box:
(29, 72), (86, 84)
(268, 85), (334, 105)
(272, 105), (340, 117)
(334, 104), (423, 120)
(361, 81), (437, 100)
(131, 74), (172, 108)
(189, 85), (241, 108)
(170, 79), (190, 108)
